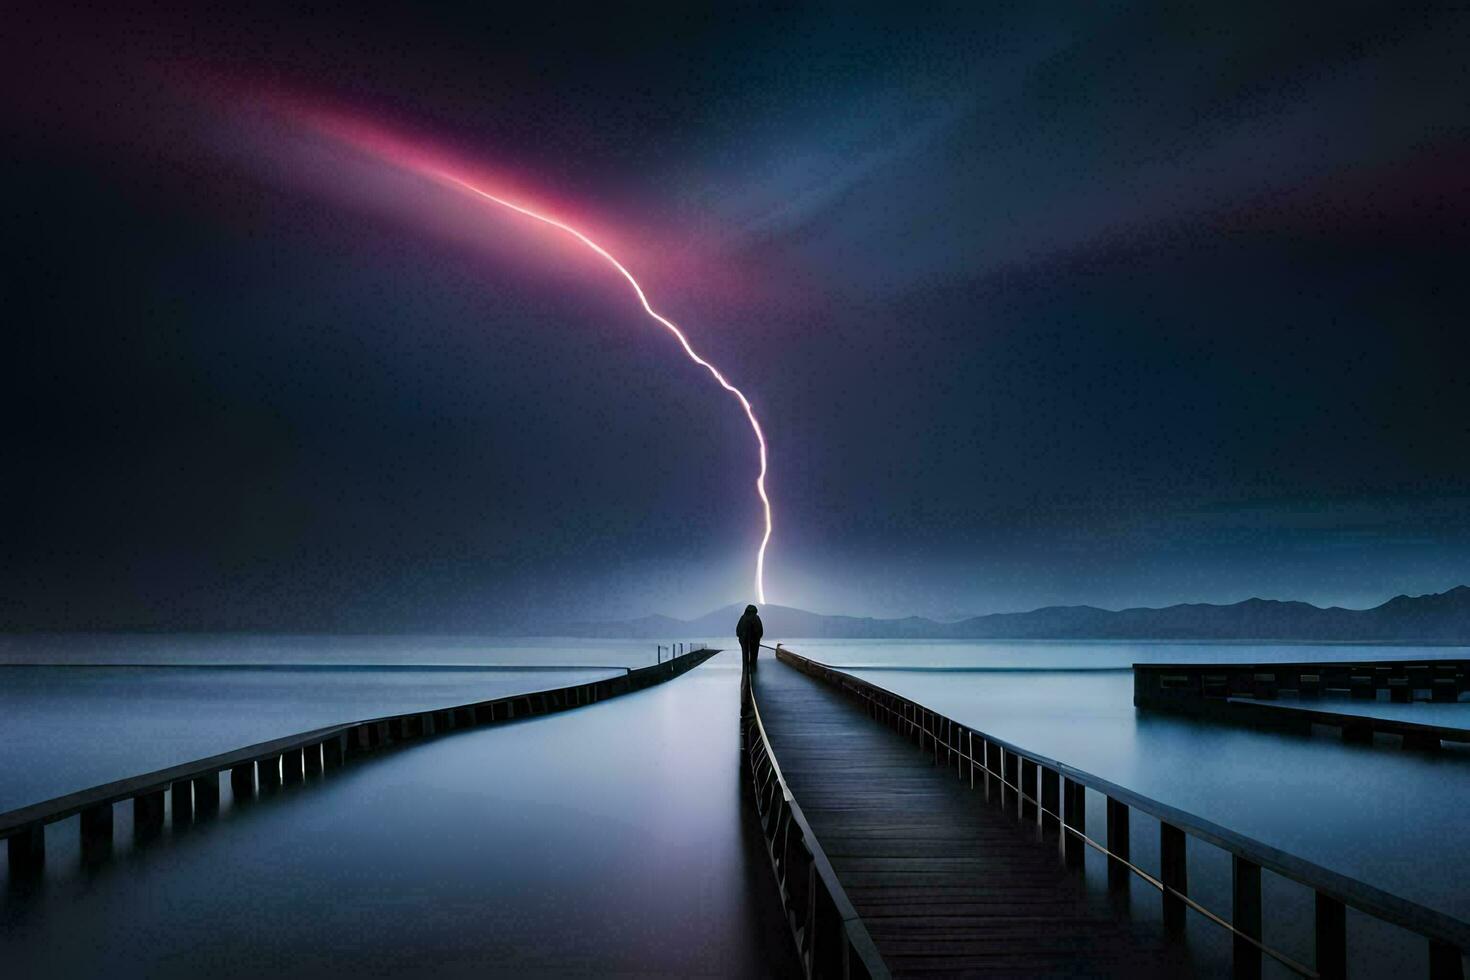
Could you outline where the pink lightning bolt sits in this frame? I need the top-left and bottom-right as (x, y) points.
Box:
(422, 168), (773, 603)
(258, 101), (775, 601)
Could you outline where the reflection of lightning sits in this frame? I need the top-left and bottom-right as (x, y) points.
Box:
(422, 170), (772, 603)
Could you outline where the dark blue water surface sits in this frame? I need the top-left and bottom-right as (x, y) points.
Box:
(0, 649), (792, 978)
(2, 635), (1466, 978)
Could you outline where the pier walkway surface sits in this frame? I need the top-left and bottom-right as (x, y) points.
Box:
(752, 654), (1190, 978)
(1, 651), (798, 978)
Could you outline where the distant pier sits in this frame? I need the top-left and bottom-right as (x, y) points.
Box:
(2, 646), (716, 877)
(1134, 659), (1470, 749)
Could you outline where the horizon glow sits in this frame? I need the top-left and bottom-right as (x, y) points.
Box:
(289, 107), (773, 603)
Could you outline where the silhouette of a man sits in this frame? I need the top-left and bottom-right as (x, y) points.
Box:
(736, 604), (764, 670)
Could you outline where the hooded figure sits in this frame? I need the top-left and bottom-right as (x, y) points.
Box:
(736, 604), (764, 670)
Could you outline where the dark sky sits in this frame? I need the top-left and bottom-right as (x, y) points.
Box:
(3, 3), (1468, 628)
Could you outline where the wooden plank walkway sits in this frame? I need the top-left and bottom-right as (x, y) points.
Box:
(752, 656), (1193, 978)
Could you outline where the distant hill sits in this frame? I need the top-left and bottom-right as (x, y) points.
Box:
(559, 586), (1470, 642)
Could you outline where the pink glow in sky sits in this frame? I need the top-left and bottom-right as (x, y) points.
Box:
(280, 103), (773, 603)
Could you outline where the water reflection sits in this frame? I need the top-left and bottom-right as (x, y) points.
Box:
(1, 653), (796, 978)
(0, 665), (623, 809)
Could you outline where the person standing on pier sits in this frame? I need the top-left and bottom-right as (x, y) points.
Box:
(737, 604), (764, 670)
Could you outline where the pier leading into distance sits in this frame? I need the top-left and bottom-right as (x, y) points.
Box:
(748, 645), (1470, 980)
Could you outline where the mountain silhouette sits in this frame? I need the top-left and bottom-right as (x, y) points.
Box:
(560, 586), (1470, 642)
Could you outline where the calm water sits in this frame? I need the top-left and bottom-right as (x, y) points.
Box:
(0, 633), (701, 667)
(0, 651), (794, 978)
(0, 634), (712, 810)
(782, 639), (1470, 929)
(2, 635), (1467, 977)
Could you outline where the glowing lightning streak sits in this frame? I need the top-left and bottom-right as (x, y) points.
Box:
(431, 170), (772, 604)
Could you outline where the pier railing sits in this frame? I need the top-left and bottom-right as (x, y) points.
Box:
(769, 644), (1469, 980)
(3, 646), (716, 875)
(741, 668), (890, 980)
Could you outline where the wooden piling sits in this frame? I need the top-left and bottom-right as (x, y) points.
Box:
(1040, 766), (1060, 836)
(1233, 855), (1262, 980)
(1002, 750), (1020, 819)
(349, 724), (371, 756)
(80, 802), (112, 860)
(281, 748), (303, 784)
(1020, 758), (1039, 824)
(193, 773), (220, 813)
(1316, 891), (1347, 980)
(230, 763), (256, 798)
(1062, 778), (1086, 868)
(257, 757), (281, 790)
(1429, 941), (1464, 980)
(7, 824), (45, 875)
(133, 790), (166, 836)
(172, 780), (194, 821)
(1106, 796), (1130, 891)
(1161, 821), (1188, 933)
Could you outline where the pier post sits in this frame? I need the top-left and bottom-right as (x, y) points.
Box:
(1020, 759), (1038, 824)
(1232, 856), (1262, 980)
(257, 757), (281, 791)
(134, 790), (166, 837)
(322, 735), (344, 768)
(349, 724), (371, 756)
(1404, 731), (1442, 751)
(966, 731), (975, 787)
(1160, 821), (1187, 933)
(1040, 767), (1060, 836)
(1106, 796), (1130, 892)
(1429, 941), (1464, 980)
(419, 712), (436, 736)
(1062, 778), (1086, 867)
(193, 773), (220, 814)
(304, 743), (323, 775)
(7, 825), (45, 875)
(1003, 750), (1020, 819)
(230, 763), (256, 799)
(281, 748), (304, 784)
(80, 803), (113, 860)
(1315, 891), (1346, 980)
(172, 780), (194, 821)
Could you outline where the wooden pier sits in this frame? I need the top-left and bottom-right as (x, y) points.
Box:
(1134, 660), (1470, 749)
(2, 647), (716, 877)
(1135, 659), (1470, 707)
(747, 645), (1470, 979)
